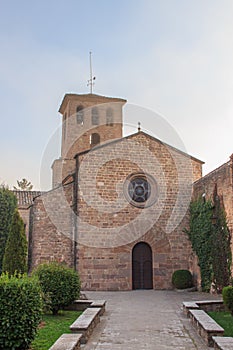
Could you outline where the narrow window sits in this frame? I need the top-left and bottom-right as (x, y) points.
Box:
(92, 107), (99, 125)
(76, 105), (84, 125)
(63, 113), (67, 139)
(90, 133), (100, 147)
(106, 108), (114, 126)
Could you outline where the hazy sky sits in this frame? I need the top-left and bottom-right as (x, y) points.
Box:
(1, 0), (233, 190)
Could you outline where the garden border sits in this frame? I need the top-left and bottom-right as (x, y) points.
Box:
(183, 299), (233, 349)
(49, 299), (106, 350)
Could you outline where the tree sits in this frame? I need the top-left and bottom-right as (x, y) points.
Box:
(0, 187), (17, 273)
(2, 210), (28, 275)
(14, 178), (33, 191)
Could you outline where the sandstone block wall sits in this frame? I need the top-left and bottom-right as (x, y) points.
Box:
(27, 130), (204, 290)
(52, 94), (126, 188)
(193, 157), (233, 231)
(75, 132), (202, 290)
(28, 183), (75, 271)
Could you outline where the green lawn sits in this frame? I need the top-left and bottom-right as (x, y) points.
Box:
(208, 311), (233, 336)
(30, 310), (82, 350)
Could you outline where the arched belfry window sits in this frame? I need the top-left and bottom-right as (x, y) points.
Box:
(92, 107), (99, 125)
(90, 133), (100, 147)
(76, 105), (84, 125)
(106, 108), (114, 126)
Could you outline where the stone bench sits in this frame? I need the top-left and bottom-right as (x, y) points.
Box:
(189, 309), (224, 346)
(70, 307), (101, 344)
(89, 300), (106, 315)
(182, 301), (199, 316)
(195, 300), (225, 312)
(65, 300), (92, 311)
(49, 333), (82, 350)
(213, 336), (233, 350)
(65, 299), (106, 315)
(183, 300), (225, 316)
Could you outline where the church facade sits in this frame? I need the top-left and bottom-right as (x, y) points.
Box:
(15, 92), (233, 290)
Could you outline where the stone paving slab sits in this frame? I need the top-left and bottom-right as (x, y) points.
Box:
(82, 290), (221, 350)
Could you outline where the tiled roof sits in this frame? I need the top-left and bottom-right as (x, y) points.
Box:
(12, 190), (42, 208)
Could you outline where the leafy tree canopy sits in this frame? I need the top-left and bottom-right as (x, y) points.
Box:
(14, 178), (33, 191)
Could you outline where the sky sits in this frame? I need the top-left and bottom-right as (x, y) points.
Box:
(1, 0), (233, 190)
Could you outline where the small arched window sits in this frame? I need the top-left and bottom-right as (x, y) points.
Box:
(90, 133), (100, 147)
(106, 108), (114, 126)
(76, 105), (84, 125)
(92, 107), (99, 125)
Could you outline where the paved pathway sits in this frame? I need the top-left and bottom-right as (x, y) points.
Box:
(83, 290), (220, 350)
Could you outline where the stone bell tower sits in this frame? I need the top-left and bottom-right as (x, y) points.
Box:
(51, 93), (127, 188)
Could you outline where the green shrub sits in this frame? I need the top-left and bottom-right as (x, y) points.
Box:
(172, 269), (193, 289)
(33, 262), (81, 315)
(223, 286), (233, 316)
(0, 273), (43, 350)
(2, 210), (28, 275)
(0, 187), (17, 273)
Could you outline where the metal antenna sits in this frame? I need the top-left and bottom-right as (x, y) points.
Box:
(87, 51), (96, 94)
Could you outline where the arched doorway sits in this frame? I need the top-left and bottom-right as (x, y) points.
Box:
(132, 242), (153, 289)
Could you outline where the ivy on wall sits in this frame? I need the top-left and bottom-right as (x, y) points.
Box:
(185, 199), (213, 292)
(185, 193), (231, 293)
(211, 191), (232, 292)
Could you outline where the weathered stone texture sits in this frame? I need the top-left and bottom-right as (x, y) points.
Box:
(75, 132), (202, 290)
(24, 93), (207, 290)
(29, 183), (74, 271)
(193, 156), (233, 237)
(52, 94), (126, 188)
(29, 130), (202, 290)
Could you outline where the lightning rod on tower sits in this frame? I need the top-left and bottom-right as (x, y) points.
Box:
(87, 51), (96, 94)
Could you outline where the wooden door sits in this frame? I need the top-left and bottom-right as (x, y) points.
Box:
(132, 242), (153, 289)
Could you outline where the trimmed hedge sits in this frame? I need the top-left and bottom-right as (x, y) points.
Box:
(172, 269), (193, 289)
(0, 273), (43, 350)
(33, 262), (81, 315)
(223, 286), (233, 316)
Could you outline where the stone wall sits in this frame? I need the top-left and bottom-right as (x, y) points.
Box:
(13, 190), (41, 241)
(193, 155), (233, 276)
(27, 130), (204, 290)
(75, 132), (203, 290)
(28, 183), (75, 271)
(17, 207), (30, 241)
(193, 155), (233, 237)
(52, 94), (126, 188)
